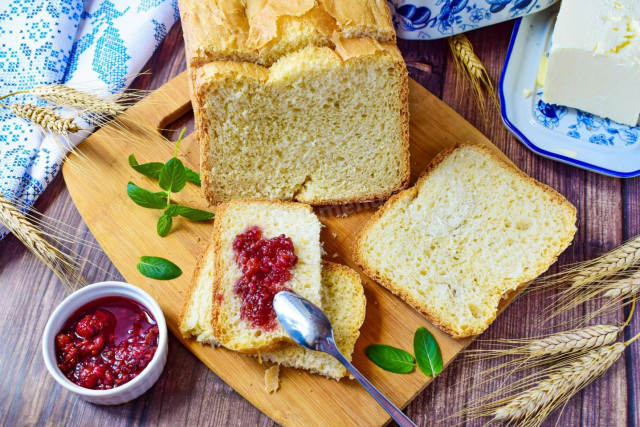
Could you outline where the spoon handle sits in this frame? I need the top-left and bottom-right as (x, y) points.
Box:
(330, 349), (417, 427)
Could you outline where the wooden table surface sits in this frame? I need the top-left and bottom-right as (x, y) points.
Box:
(1, 19), (638, 427)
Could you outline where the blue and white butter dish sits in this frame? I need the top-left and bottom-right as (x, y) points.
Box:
(500, 3), (640, 178)
(387, 0), (558, 40)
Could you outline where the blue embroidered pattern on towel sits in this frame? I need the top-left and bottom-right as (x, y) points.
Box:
(0, 0), (179, 239)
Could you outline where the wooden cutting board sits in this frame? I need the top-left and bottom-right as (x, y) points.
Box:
(62, 71), (511, 426)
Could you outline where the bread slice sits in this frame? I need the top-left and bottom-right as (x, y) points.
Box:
(211, 199), (323, 353)
(355, 143), (577, 339)
(179, 243), (220, 346)
(261, 261), (366, 380)
(179, 246), (366, 380)
(178, 0), (396, 68)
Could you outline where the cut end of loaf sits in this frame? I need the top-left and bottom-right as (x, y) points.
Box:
(195, 40), (409, 205)
(355, 143), (577, 338)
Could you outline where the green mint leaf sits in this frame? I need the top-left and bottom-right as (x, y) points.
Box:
(414, 327), (443, 377)
(174, 205), (215, 221)
(365, 344), (415, 374)
(127, 182), (166, 209)
(128, 154), (163, 179)
(164, 204), (181, 217)
(185, 167), (201, 186)
(136, 256), (182, 280)
(158, 157), (186, 193)
(157, 213), (172, 237)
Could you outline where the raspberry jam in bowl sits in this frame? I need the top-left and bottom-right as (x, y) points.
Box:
(42, 282), (168, 405)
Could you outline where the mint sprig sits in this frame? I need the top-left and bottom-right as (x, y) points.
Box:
(127, 128), (213, 237)
(129, 154), (201, 186)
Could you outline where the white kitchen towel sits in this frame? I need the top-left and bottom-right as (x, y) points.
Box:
(0, 0), (179, 239)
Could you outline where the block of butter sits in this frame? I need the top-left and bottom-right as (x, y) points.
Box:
(542, 0), (640, 126)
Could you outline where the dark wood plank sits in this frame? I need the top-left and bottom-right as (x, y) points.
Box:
(1, 16), (639, 427)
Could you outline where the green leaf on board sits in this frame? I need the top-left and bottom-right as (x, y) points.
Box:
(414, 326), (443, 377)
(128, 154), (163, 179)
(126, 182), (166, 209)
(365, 344), (415, 374)
(157, 213), (172, 237)
(136, 256), (182, 280)
(185, 167), (201, 186)
(174, 205), (214, 221)
(164, 204), (181, 217)
(158, 157), (186, 193)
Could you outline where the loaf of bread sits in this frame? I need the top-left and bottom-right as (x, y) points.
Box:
(211, 199), (323, 353)
(262, 261), (365, 380)
(355, 143), (577, 338)
(179, 0), (410, 205)
(179, 247), (366, 380)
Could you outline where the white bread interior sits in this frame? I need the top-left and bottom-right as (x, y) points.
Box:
(355, 143), (577, 338)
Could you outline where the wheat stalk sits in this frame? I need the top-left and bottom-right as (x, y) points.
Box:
(0, 195), (84, 290)
(493, 343), (625, 426)
(526, 325), (620, 356)
(448, 33), (499, 118)
(604, 270), (640, 298)
(8, 103), (80, 135)
(31, 85), (124, 116)
(570, 236), (640, 288)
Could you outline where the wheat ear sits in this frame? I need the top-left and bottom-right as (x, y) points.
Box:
(31, 85), (124, 116)
(604, 270), (640, 298)
(571, 236), (640, 288)
(525, 325), (621, 356)
(0, 195), (84, 290)
(448, 33), (499, 118)
(8, 103), (80, 135)
(493, 343), (625, 426)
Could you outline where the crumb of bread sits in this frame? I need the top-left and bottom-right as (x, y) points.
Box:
(331, 232), (338, 238)
(265, 365), (280, 394)
(332, 253), (339, 258)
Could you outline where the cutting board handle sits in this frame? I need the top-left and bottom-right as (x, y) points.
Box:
(126, 71), (193, 130)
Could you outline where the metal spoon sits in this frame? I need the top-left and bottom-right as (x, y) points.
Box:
(273, 291), (417, 427)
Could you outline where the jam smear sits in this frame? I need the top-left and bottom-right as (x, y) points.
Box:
(54, 296), (159, 390)
(232, 225), (298, 330)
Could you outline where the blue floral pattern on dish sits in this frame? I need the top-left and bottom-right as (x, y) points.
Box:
(532, 91), (639, 147)
(388, 0), (558, 39)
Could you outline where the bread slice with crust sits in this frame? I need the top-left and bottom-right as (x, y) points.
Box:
(179, 247), (366, 380)
(211, 199), (323, 353)
(261, 261), (365, 380)
(355, 143), (577, 338)
(179, 243), (220, 346)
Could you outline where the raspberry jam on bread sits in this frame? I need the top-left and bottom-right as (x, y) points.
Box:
(55, 296), (159, 390)
(232, 226), (298, 330)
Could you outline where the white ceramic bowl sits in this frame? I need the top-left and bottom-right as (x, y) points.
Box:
(387, 0), (559, 40)
(42, 281), (168, 405)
